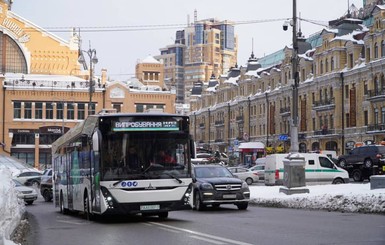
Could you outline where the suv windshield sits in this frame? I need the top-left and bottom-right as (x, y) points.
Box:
(194, 166), (233, 178)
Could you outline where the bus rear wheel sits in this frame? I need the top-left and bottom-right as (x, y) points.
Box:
(60, 192), (68, 214)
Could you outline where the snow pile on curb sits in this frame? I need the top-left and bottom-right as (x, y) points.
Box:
(0, 167), (25, 245)
(249, 184), (385, 214)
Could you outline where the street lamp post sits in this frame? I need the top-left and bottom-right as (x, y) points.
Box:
(78, 45), (98, 115)
(290, 0), (299, 153)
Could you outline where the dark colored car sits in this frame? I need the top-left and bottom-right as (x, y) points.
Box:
(338, 145), (385, 181)
(191, 164), (250, 211)
(40, 168), (53, 202)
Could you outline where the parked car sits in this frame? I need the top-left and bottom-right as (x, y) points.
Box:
(249, 164), (265, 180)
(338, 145), (385, 181)
(40, 168), (53, 202)
(13, 170), (42, 187)
(191, 164), (250, 211)
(227, 167), (259, 185)
(191, 153), (213, 165)
(13, 179), (38, 205)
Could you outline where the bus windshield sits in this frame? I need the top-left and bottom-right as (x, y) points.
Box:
(100, 131), (191, 181)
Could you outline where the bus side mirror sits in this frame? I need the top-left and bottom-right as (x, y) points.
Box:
(92, 130), (101, 152)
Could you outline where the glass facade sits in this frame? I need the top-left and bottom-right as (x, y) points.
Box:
(0, 32), (28, 74)
(194, 24), (204, 45)
(220, 24), (235, 50)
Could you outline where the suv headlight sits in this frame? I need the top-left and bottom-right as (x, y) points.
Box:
(200, 183), (214, 190)
(242, 181), (249, 188)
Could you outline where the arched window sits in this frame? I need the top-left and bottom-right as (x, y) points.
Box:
(330, 57), (334, 71)
(325, 59), (329, 73)
(320, 60), (323, 74)
(374, 42), (379, 59)
(382, 41), (385, 57)
(0, 32), (28, 73)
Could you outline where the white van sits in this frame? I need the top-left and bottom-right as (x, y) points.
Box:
(264, 153), (349, 186)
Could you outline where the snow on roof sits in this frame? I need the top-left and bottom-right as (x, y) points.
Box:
(223, 76), (239, 86)
(5, 73), (86, 82)
(140, 55), (160, 64)
(332, 32), (363, 44)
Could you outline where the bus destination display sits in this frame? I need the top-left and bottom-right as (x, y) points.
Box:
(113, 121), (179, 131)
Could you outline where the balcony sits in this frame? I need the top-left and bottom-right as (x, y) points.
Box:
(199, 123), (205, 129)
(366, 89), (385, 102)
(279, 107), (291, 117)
(214, 139), (224, 143)
(312, 97), (335, 111)
(236, 115), (244, 123)
(367, 124), (385, 133)
(313, 128), (337, 136)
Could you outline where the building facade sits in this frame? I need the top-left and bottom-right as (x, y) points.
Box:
(190, 2), (385, 157)
(0, 2), (176, 169)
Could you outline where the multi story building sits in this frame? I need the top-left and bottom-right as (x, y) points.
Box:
(0, 1), (176, 169)
(156, 14), (238, 105)
(190, 1), (385, 157)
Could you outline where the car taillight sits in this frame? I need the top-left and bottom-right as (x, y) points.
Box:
(275, 169), (279, 180)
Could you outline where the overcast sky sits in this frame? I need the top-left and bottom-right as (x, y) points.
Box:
(13, 0), (363, 80)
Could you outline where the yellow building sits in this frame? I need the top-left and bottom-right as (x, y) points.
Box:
(190, 3), (385, 156)
(0, 1), (176, 169)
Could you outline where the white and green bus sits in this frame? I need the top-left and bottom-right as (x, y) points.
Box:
(52, 112), (194, 219)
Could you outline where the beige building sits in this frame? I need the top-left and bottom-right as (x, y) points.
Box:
(190, 2), (385, 158)
(0, 1), (176, 169)
(156, 16), (238, 105)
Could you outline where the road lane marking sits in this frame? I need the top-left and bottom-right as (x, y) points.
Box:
(148, 222), (253, 245)
(190, 235), (226, 244)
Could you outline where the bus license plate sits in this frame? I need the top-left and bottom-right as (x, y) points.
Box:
(140, 205), (160, 211)
(223, 194), (236, 199)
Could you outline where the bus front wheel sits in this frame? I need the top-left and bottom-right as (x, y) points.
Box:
(84, 192), (91, 220)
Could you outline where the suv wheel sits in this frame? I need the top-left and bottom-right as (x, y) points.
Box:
(236, 202), (248, 210)
(194, 192), (205, 211)
(364, 159), (373, 168)
(43, 189), (52, 202)
(339, 159), (347, 168)
(352, 169), (363, 182)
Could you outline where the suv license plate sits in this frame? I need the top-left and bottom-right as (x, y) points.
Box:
(140, 205), (160, 211)
(223, 194), (236, 199)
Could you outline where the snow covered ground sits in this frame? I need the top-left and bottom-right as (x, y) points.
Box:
(1, 167), (384, 245)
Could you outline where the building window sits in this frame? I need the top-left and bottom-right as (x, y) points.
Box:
(346, 113), (350, 128)
(67, 103), (74, 120)
(330, 57), (334, 71)
(364, 111), (368, 126)
(382, 108), (385, 124)
(35, 102), (43, 119)
(349, 53), (354, 68)
(374, 108), (379, 125)
(24, 102), (32, 119)
(46, 102), (53, 119)
(78, 103), (85, 120)
(374, 42), (378, 59)
(57, 103), (63, 120)
(382, 41), (385, 57)
(112, 104), (121, 113)
(89, 103), (95, 115)
(14, 101), (21, 119)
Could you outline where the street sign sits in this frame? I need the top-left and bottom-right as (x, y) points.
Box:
(279, 134), (288, 141)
